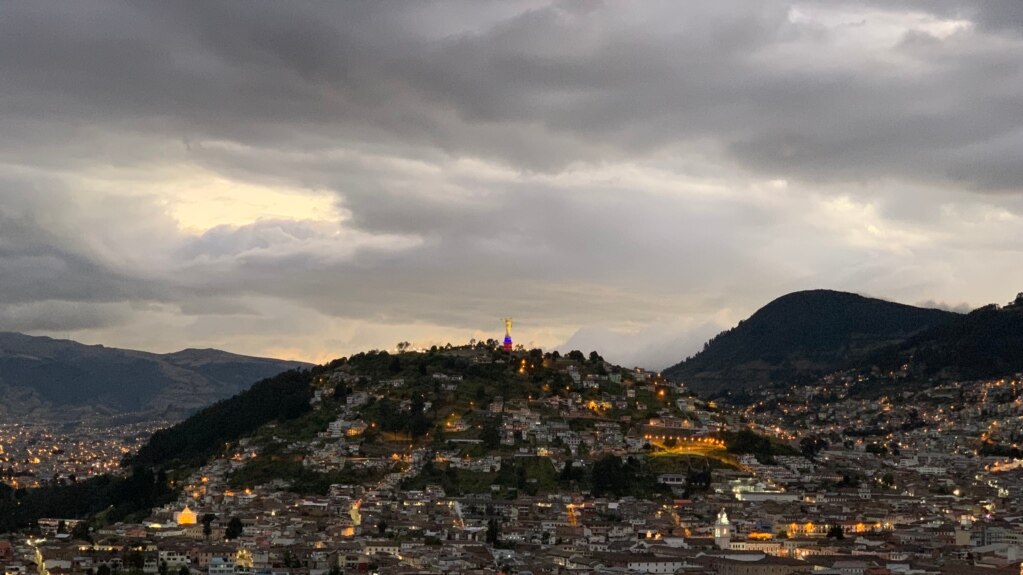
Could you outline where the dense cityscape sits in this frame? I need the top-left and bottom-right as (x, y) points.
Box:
(4, 1), (1023, 574)
(0, 422), (170, 490)
(4, 334), (1023, 575)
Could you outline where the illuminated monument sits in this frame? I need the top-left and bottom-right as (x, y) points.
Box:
(503, 317), (513, 352)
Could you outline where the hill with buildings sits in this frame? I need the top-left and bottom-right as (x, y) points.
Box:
(0, 332), (309, 420)
(6, 337), (1023, 571)
(663, 290), (959, 395)
(1, 343), (743, 530)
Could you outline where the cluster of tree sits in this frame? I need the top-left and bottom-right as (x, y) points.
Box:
(834, 474), (861, 488)
(826, 525), (845, 539)
(480, 417), (502, 448)
(406, 460), (467, 495)
(494, 458), (546, 495)
(590, 455), (665, 498)
(864, 443), (888, 456)
(366, 395), (433, 439)
(0, 466), (176, 531)
(562, 350), (605, 366)
(685, 469), (712, 492)
(558, 461), (585, 483)
(799, 435), (829, 459)
(721, 430), (798, 463)
(978, 443), (1023, 458)
(130, 368), (315, 468)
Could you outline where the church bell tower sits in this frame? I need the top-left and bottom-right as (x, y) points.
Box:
(714, 508), (732, 549)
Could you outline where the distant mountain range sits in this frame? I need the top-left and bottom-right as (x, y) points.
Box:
(666, 289), (1023, 395)
(0, 332), (310, 421)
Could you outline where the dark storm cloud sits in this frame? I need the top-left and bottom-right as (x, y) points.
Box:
(2, 1), (1021, 188)
(0, 1), (1021, 366)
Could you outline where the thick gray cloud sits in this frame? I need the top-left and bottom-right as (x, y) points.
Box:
(0, 1), (1021, 368)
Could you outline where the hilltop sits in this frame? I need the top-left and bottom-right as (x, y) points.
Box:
(663, 290), (958, 394)
(129, 345), (688, 474)
(0, 332), (310, 420)
(2, 344), (761, 530)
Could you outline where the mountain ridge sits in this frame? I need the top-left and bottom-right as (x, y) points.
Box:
(865, 294), (1023, 383)
(663, 289), (960, 394)
(0, 332), (310, 420)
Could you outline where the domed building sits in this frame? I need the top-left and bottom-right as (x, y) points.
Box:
(174, 505), (197, 526)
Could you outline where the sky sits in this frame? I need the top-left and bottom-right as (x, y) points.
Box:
(1, 1), (1022, 369)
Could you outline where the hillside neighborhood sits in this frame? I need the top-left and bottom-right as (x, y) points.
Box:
(6, 342), (1023, 575)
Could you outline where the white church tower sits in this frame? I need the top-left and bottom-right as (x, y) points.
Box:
(714, 508), (732, 549)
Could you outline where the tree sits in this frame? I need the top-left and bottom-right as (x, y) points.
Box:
(158, 562), (168, 575)
(686, 470), (712, 492)
(486, 518), (501, 545)
(201, 513), (216, 540)
(124, 551), (145, 574)
(408, 395), (431, 438)
(71, 519), (92, 542)
(333, 385), (349, 401)
(389, 355), (402, 373)
(559, 461), (579, 483)
(865, 443), (888, 456)
(836, 474), (861, 488)
(177, 566), (190, 575)
(97, 565), (111, 575)
(591, 455), (633, 497)
(800, 436), (827, 460)
(225, 517), (243, 540)
(481, 418), (501, 449)
(515, 464), (528, 489)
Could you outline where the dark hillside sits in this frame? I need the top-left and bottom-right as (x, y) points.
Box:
(664, 290), (957, 393)
(0, 332), (309, 419)
(129, 368), (316, 468)
(872, 294), (1023, 381)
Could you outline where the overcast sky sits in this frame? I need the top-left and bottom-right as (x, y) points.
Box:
(1, 1), (1022, 368)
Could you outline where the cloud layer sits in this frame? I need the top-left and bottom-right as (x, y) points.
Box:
(1, 1), (1021, 368)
